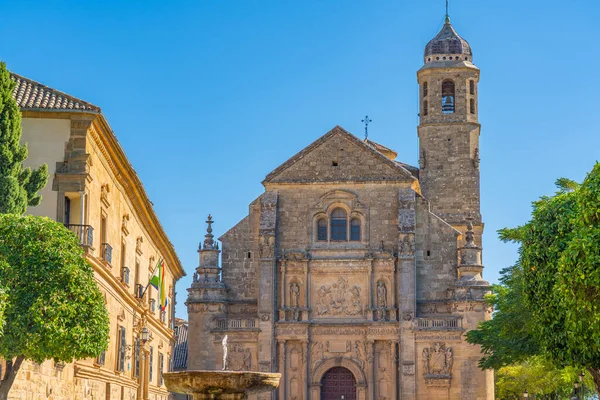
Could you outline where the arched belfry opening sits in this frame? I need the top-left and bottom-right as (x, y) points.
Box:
(442, 80), (455, 114)
(320, 367), (357, 400)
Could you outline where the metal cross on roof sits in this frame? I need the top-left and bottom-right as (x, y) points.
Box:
(361, 115), (372, 140)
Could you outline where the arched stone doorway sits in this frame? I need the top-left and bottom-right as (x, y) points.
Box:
(320, 367), (356, 400)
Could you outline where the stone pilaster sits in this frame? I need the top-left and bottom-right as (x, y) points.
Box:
(398, 187), (417, 399)
(257, 191), (278, 399)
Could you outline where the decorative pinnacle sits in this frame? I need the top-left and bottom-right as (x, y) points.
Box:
(465, 219), (476, 248)
(445, 0), (450, 23)
(203, 214), (215, 250)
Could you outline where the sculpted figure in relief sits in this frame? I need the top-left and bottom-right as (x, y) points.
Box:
(290, 282), (300, 308)
(400, 234), (414, 256)
(316, 285), (331, 315)
(242, 348), (252, 370)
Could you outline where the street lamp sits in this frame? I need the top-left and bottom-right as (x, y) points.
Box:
(579, 372), (585, 399)
(141, 326), (150, 343)
(523, 389), (528, 398)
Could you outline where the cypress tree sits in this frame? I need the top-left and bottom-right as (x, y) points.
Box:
(0, 62), (48, 214)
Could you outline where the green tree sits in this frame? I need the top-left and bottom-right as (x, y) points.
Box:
(495, 356), (583, 399)
(0, 61), (48, 214)
(0, 215), (109, 399)
(469, 164), (600, 394)
(466, 264), (539, 370)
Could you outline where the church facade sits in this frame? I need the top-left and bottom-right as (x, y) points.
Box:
(186, 16), (494, 400)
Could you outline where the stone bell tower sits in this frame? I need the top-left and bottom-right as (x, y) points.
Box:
(417, 15), (482, 233)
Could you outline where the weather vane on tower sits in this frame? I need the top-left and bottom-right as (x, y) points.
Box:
(361, 115), (372, 140)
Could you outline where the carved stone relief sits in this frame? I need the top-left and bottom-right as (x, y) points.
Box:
(399, 234), (415, 257)
(315, 276), (363, 317)
(376, 281), (387, 321)
(310, 341), (324, 371)
(226, 344), (252, 371)
(259, 234), (275, 259)
(422, 342), (453, 377)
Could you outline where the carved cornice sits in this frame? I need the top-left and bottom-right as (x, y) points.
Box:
(88, 115), (184, 279)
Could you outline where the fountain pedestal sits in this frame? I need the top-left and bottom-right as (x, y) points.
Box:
(163, 370), (281, 400)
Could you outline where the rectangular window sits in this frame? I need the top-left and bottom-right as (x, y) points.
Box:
(100, 214), (107, 243)
(159, 353), (164, 386)
(149, 346), (154, 382)
(134, 338), (140, 378)
(120, 242), (126, 270)
(64, 196), (71, 225)
(117, 326), (126, 372)
(470, 80), (475, 95)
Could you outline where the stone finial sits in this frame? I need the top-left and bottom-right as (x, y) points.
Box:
(465, 220), (476, 248)
(203, 214), (215, 250)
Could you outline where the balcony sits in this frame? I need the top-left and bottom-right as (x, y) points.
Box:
(215, 319), (257, 330)
(65, 224), (94, 248)
(101, 243), (113, 265)
(417, 318), (463, 330)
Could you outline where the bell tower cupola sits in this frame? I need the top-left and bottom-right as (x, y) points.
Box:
(417, 14), (482, 232)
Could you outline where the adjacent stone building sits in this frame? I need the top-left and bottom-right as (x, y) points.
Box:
(186, 15), (494, 400)
(0, 72), (185, 399)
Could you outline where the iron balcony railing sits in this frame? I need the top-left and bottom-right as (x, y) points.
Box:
(101, 243), (113, 264)
(65, 224), (94, 247)
(417, 318), (462, 330)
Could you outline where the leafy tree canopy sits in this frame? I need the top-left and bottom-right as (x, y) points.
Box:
(0, 215), (109, 397)
(466, 264), (539, 370)
(495, 356), (585, 400)
(0, 61), (48, 214)
(470, 163), (600, 393)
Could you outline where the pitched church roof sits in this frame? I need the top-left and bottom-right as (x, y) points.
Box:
(11, 73), (101, 112)
(263, 125), (418, 184)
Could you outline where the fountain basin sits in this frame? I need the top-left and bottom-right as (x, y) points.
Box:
(163, 370), (281, 400)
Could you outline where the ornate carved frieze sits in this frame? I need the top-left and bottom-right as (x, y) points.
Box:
(311, 326), (367, 336)
(276, 325), (308, 337)
(315, 276), (363, 317)
(415, 332), (463, 341)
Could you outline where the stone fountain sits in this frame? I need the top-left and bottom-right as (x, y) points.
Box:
(163, 336), (281, 400)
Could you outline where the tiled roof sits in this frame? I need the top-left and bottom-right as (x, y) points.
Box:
(171, 321), (188, 371)
(11, 73), (101, 112)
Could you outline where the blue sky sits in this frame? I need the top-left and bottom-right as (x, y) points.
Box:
(2, 1), (599, 318)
